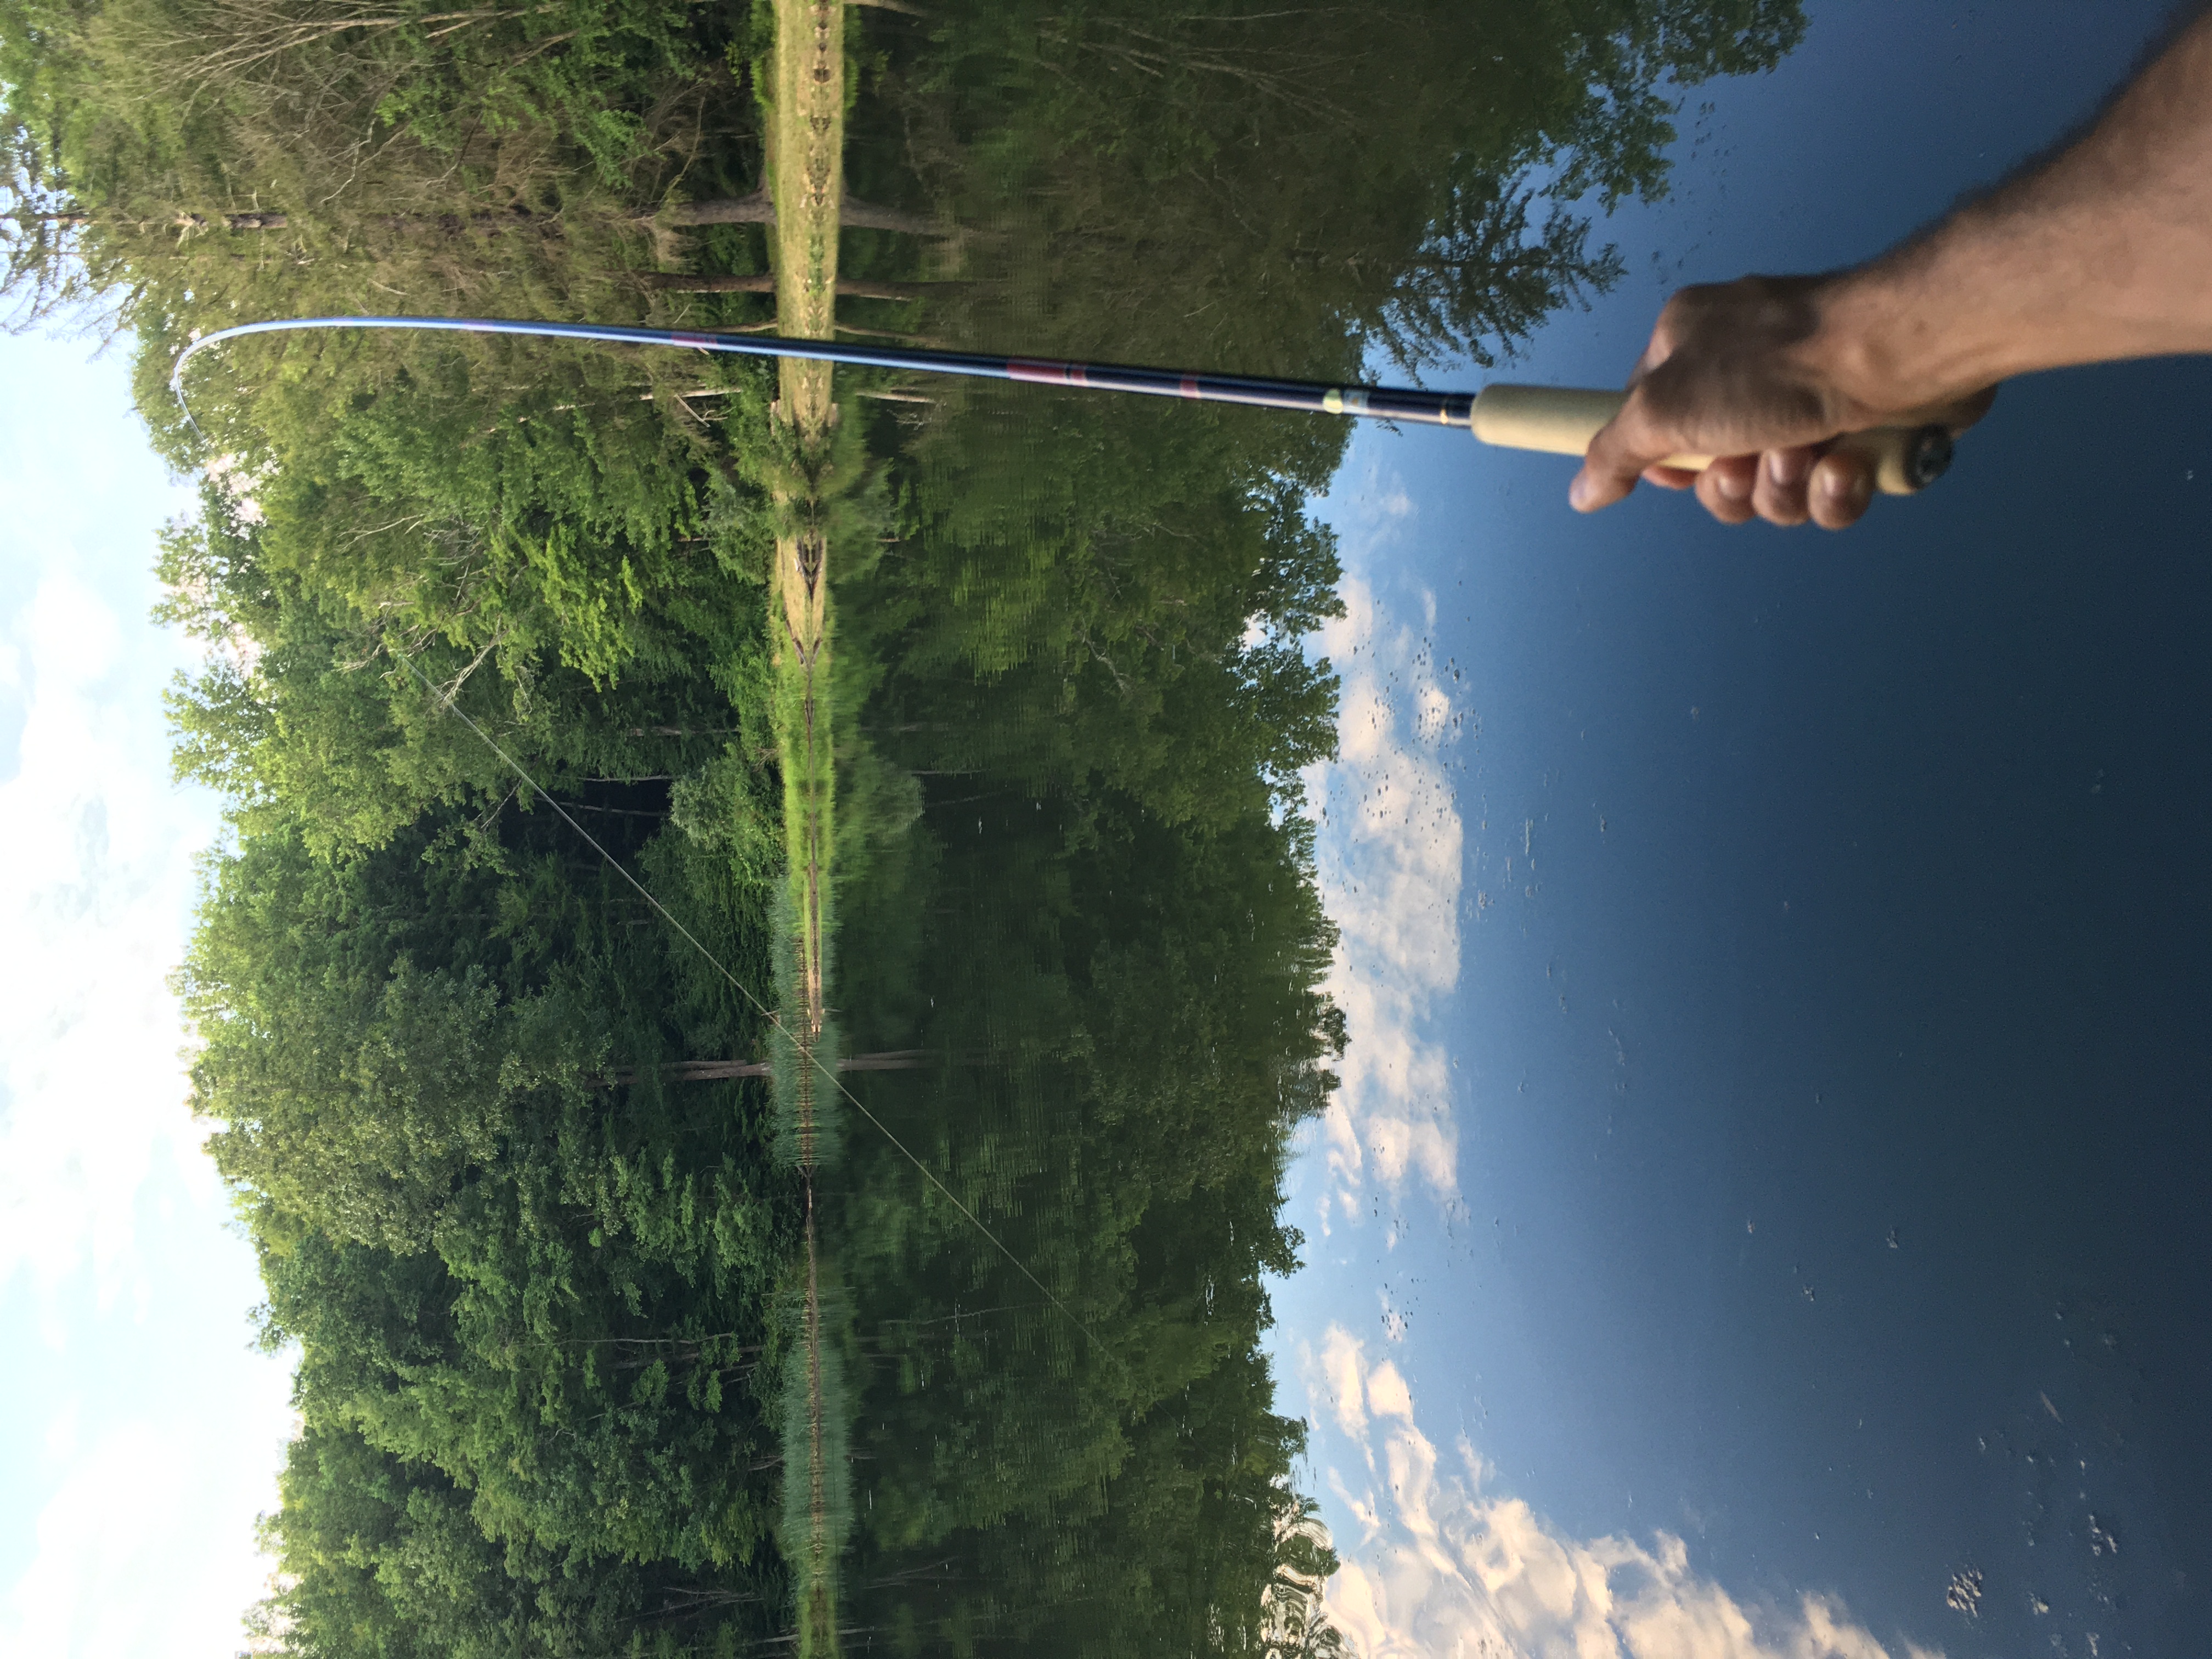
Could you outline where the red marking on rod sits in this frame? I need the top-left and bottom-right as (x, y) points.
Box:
(1180, 374), (1200, 399)
(1007, 358), (1076, 384)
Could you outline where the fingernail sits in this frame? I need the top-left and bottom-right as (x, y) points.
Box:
(1716, 469), (1749, 501)
(1570, 472), (1595, 511)
(1768, 450), (1808, 487)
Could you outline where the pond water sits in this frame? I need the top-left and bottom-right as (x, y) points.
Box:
(61, 0), (2211, 1654)
(1268, 7), (2212, 1656)
(811, 2), (2211, 1655)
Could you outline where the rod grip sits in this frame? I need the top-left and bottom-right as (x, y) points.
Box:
(1469, 384), (1954, 495)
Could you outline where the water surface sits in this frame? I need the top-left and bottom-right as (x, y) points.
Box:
(105, 2), (2212, 1654)
(821, 3), (2212, 1655)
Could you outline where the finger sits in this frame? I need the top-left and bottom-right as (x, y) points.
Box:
(1695, 462), (1757, 526)
(1641, 463), (1700, 492)
(1570, 459), (1634, 512)
(1703, 455), (1758, 506)
(1574, 405), (1675, 512)
(1751, 445), (1816, 527)
(1808, 451), (1874, 530)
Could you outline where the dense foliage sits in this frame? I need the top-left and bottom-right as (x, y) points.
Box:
(2, 0), (1801, 1651)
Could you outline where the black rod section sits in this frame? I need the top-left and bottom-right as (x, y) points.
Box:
(171, 314), (1478, 428)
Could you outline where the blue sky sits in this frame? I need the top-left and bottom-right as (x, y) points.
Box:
(0, 327), (292, 1657)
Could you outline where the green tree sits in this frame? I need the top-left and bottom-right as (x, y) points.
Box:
(0, 0), (1811, 1650)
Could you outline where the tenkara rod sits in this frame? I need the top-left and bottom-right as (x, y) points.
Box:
(171, 314), (1956, 494)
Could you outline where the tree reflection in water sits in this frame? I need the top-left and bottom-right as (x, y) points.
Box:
(9, 0), (1805, 1650)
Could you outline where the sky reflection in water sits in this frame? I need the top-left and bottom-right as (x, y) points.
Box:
(1276, 4), (2210, 1656)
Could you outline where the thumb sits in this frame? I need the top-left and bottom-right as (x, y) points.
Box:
(1570, 405), (1664, 513)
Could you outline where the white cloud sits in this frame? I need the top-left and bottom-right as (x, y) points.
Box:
(1303, 482), (1466, 1226)
(0, 331), (289, 1659)
(4, 1422), (190, 1658)
(42, 1396), (82, 1462)
(0, 567), (219, 1304)
(1297, 1332), (1942, 1659)
(2, 1399), (296, 1659)
(1365, 1359), (1414, 1424)
(1322, 1324), (1372, 1438)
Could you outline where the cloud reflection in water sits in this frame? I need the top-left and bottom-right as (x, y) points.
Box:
(1297, 474), (1938, 1658)
(1305, 489), (1464, 1221)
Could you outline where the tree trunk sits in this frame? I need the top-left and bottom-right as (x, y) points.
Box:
(641, 273), (956, 301)
(598, 1050), (928, 1086)
(665, 193), (944, 235)
(24, 207), (556, 234)
(26, 196), (947, 236)
(25, 210), (294, 231)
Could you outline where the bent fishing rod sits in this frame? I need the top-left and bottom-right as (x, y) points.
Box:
(171, 314), (1957, 494)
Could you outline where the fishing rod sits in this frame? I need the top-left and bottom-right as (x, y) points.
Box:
(171, 313), (1957, 494)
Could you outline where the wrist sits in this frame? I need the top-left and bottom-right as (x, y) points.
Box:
(1796, 247), (2012, 420)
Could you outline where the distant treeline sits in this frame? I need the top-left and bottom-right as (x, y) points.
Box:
(0, 1), (1802, 1654)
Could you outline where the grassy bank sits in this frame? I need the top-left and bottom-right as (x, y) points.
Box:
(764, 4), (851, 1653)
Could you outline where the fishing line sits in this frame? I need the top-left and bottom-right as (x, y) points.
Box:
(391, 651), (1122, 1374)
(168, 312), (1959, 493)
(168, 311), (1478, 428)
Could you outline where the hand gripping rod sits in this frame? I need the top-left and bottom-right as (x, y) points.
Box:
(171, 315), (1956, 494)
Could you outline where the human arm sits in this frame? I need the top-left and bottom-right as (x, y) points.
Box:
(1570, 10), (2212, 529)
